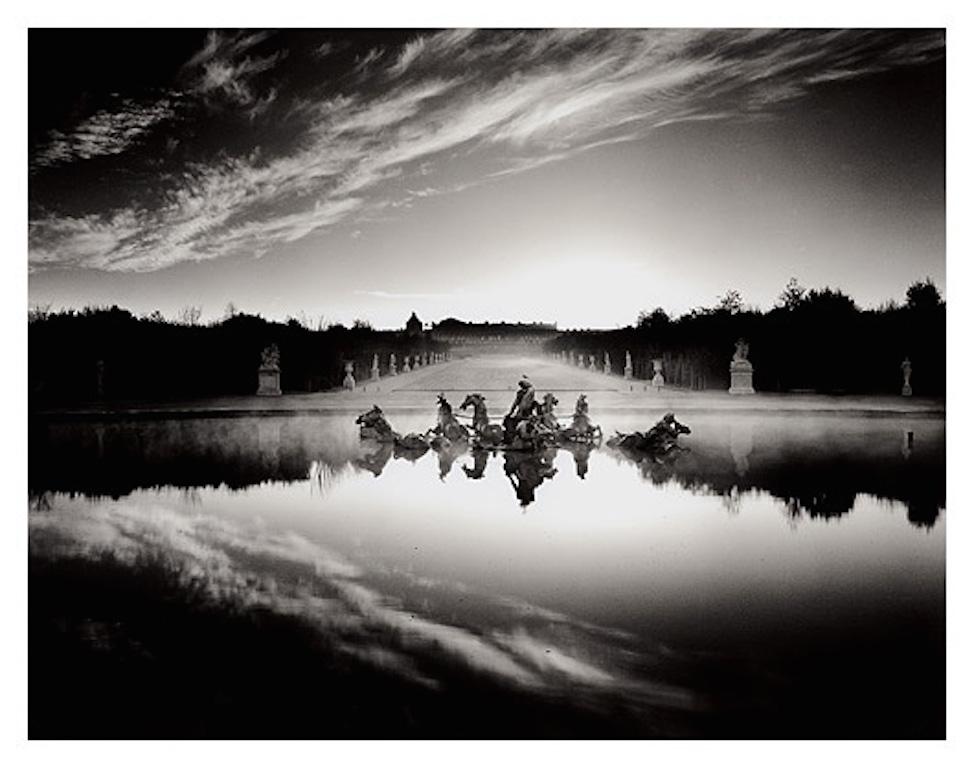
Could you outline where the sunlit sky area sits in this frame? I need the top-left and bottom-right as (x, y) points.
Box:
(28, 28), (944, 328)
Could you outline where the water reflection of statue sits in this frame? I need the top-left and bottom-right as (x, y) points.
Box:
(504, 448), (558, 507)
(564, 441), (593, 479)
(355, 441), (393, 477)
(612, 445), (682, 486)
(393, 442), (428, 462)
(901, 429), (915, 460)
(729, 420), (754, 478)
(257, 419), (281, 472)
(462, 449), (490, 480)
(434, 439), (468, 480)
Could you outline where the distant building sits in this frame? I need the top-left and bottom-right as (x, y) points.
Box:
(430, 318), (558, 351)
(405, 311), (423, 338)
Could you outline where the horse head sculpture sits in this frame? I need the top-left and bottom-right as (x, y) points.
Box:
(660, 412), (692, 437)
(355, 404), (383, 425)
(356, 405), (397, 442)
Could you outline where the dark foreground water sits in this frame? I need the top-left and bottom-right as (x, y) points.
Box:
(28, 410), (945, 738)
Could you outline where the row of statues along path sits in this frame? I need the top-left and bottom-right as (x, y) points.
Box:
(257, 346), (448, 395)
(552, 341), (756, 394)
(254, 342), (751, 395)
(255, 340), (918, 398)
(549, 340), (917, 396)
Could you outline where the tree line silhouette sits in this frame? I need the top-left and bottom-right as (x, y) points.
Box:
(28, 277), (944, 404)
(29, 307), (447, 405)
(546, 278), (945, 395)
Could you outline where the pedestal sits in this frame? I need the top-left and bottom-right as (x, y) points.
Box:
(257, 367), (282, 396)
(728, 360), (755, 395)
(624, 366), (633, 380)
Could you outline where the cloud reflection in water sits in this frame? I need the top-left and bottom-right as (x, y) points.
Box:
(29, 492), (695, 714)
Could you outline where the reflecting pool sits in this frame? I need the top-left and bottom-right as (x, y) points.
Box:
(29, 411), (945, 738)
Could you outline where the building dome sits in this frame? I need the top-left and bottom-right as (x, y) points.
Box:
(405, 311), (422, 338)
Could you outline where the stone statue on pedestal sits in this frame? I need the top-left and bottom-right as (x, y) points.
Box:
(257, 344), (282, 396)
(652, 359), (665, 390)
(624, 350), (633, 380)
(589, 354), (597, 372)
(403, 356), (411, 373)
(603, 351), (611, 375)
(95, 359), (105, 399)
(371, 354), (380, 381)
(728, 339), (755, 395)
(343, 361), (356, 390)
(901, 357), (913, 396)
(389, 353), (397, 375)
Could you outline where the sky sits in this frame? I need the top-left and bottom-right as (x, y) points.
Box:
(28, 28), (945, 329)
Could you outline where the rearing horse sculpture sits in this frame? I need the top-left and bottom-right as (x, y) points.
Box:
(431, 393), (469, 442)
(460, 393), (504, 447)
(535, 393), (561, 432)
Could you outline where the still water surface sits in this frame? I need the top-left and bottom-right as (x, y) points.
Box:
(29, 411), (945, 737)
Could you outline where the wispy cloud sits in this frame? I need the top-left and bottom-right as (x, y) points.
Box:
(29, 29), (943, 273)
(31, 96), (178, 170)
(182, 29), (285, 106)
(31, 30), (285, 174)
